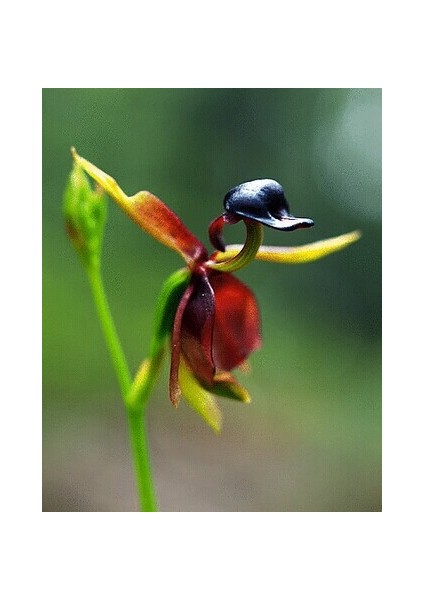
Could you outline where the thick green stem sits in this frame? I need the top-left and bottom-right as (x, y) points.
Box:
(86, 264), (158, 511)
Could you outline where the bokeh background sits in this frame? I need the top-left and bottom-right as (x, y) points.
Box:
(43, 89), (381, 511)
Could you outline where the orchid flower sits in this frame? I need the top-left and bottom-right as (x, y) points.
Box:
(71, 149), (360, 432)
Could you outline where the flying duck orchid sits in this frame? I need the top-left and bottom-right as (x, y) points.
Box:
(70, 149), (360, 432)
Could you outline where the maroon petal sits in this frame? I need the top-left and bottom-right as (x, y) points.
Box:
(169, 281), (195, 406)
(180, 273), (216, 387)
(209, 272), (261, 371)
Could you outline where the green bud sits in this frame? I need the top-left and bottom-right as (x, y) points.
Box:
(63, 162), (107, 270)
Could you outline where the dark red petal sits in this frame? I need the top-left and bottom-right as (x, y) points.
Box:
(169, 281), (195, 406)
(209, 272), (261, 371)
(180, 273), (216, 387)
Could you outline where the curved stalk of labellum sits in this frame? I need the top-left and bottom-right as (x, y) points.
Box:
(207, 214), (263, 273)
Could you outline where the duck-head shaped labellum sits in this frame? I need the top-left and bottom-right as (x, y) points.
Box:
(224, 179), (314, 231)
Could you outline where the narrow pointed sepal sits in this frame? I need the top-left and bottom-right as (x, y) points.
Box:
(130, 191), (208, 265)
(179, 359), (223, 433)
(213, 230), (361, 265)
(71, 148), (208, 265)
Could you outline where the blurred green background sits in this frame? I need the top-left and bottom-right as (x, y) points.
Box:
(43, 89), (381, 511)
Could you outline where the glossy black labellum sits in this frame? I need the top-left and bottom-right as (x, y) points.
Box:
(223, 179), (314, 231)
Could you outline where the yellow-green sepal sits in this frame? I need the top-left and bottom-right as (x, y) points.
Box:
(213, 230), (361, 265)
(179, 359), (223, 433)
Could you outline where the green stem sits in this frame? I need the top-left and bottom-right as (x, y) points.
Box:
(127, 407), (157, 511)
(86, 264), (158, 511)
(87, 266), (132, 399)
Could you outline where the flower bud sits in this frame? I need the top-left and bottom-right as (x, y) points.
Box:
(63, 163), (107, 269)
